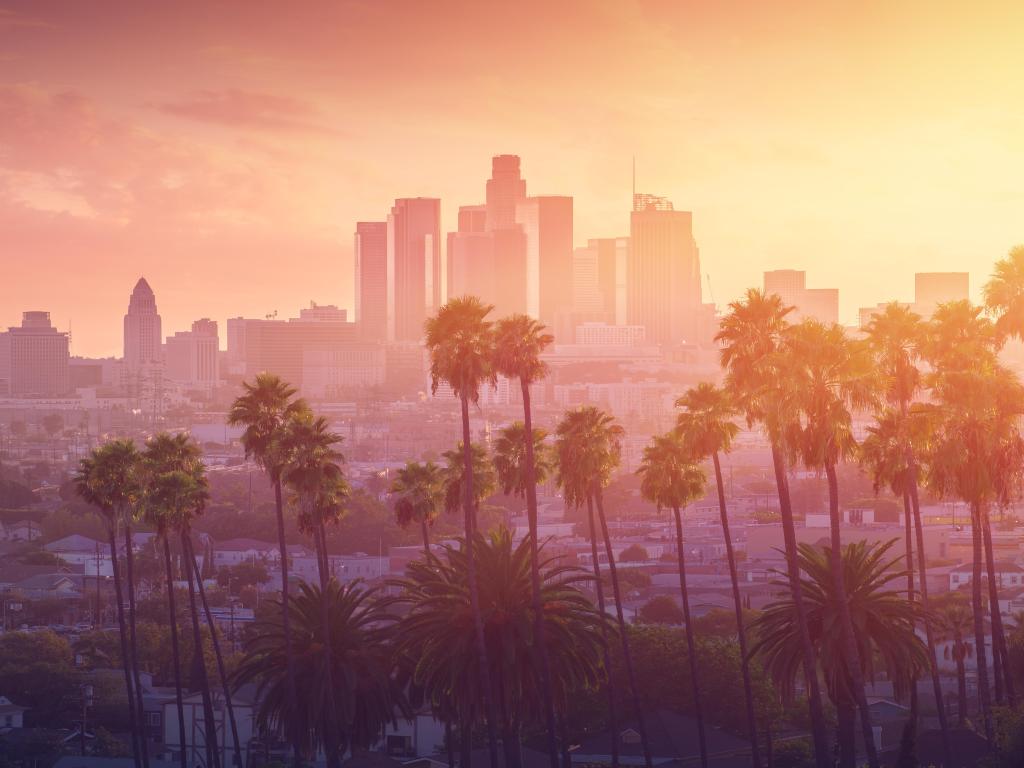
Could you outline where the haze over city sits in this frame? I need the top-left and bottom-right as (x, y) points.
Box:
(2, 0), (1023, 355)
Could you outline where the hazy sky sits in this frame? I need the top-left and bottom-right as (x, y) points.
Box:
(1, 0), (1022, 356)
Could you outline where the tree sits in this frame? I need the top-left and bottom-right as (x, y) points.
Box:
(234, 581), (406, 758)
(983, 244), (1024, 342)
(556, 406), (652, 768)
(75, 440), (145, 768)
(637, 595), (684, 625)
(932, 593), (974, 726)
(675, 381), (762, 767)
(492, 314), (559, 768)
(280, 411), (349, 768)
(395, 528), (605, 768)
(618, 544), (649, 563)
(754, 540), (927, 768)
(637, 430), (709, 768)
(425, 296), (501, 768)
(227, 373), (309, 767)
(777, 319), (881, 767)
(716, 288), (830, 768)
(391, 460), (445, 555)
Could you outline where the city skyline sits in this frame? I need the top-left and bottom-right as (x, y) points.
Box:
(1, 1), (1022, 356)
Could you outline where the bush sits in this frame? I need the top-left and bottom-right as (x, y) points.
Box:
(638, 595), (683, 625)
(773, 738), (814, 768)
(619, 544), (649, 562)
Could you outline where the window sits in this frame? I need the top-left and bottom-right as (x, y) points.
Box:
(4, 715), (12, 727)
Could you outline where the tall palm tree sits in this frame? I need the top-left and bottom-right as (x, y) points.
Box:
(778, 319), (880, 768)
(861, 301), (952, 762)
(143, 433), (243, 768)
(441, 442), (497, 525)
(396, 529), (605, 768)
(556, 406), (652, 768)
(424, 296), (501, 768)
(983, 244), (1024, 341)
(754, 540), (927, 768)
(234, 581), (407, 759)
(75, 440), (144, 768)
(933, 593), (975, 726)
(492, 314), (560, 768)
(227, 373), (308, 766)
(637, 431), (710, 768)
(391, 460), (445, 555)
(675, 382), (761, 768)
(280, 412), (348, 768)
(716, 289), (831, 768)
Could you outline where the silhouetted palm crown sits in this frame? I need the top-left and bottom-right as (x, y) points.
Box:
(492, 314), (554, 384)
(424, 296), (496, 402)
(637, 432), (706, 512)
(493, 421), (554, 498)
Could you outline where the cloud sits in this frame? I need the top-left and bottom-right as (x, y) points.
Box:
(0, 8), (52, 31)
(156, 89), (340, 135)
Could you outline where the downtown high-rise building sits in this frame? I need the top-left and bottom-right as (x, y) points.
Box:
(515, 195), (573, 327)
(387, 197), (441, 342)
(573, 237), (628, 325)
(123, 277), (162, 369)
(763, 269), (839, 324)
(914, 272), (969, 315)
(485, 154), (527, 231)
(355, 221), (388, 341)
(628, 194), (702, 345)
(0, 311), (70, 396)
(165, 318), (220, 386)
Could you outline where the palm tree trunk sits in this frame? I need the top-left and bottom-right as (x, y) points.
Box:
(558, 710), (572, 768)
(460, 393), (500, 768)
(445, 721), (454, 768)
(272, 477), (303, 768)
(969, 500), (994, 742)
(421, 518), (431, 559)
(672, 506), (708, 768)
(459, 719), (472, 768)
(769, 444), (830, 768)
(311, 514), (343, 768)
(163, 537), (188, 768)
(980, 503), (1015, 705)
(836, 697), (856, 768)
(954, 637), (968, 726)
(585, 497), (619, 768)
(907, 462), (952, 763)
(594, 486), (652, 768)
(123, 520), (151, 768)
(186, 537), (244, 768)
(901, 491), (919, 749)
(520, 380), (561, 768)
(824, 462), (879, 768)
(108, 520), (142, 768)
(183, 532), (221, 768)
(712, 452), (760, 767)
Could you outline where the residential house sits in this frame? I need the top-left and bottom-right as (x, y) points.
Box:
(0, 696), (26, 730)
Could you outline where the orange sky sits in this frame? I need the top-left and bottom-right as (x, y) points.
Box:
(1, 0), (1022, 356)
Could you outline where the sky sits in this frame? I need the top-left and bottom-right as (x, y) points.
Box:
(1, 0), (1022, 356)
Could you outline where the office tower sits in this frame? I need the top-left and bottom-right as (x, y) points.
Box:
(915, 272), (969, 314)
(763, 270), (839, 324)
(515, 195), (573, 326)
(628, 194), (701, 345)
(0, 311), (70, 396)
(165, 318), (220, 386)
(123, 277), (162, 369)
(355, 221), (388, 341)
(458, 204), (487, 234)
(227, 305), (359, 393)
(388, 197), (441, 342)
(485, 154), (527, 231)
(573, 237), (628, 324)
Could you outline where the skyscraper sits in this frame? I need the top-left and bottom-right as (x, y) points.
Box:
(165, 318), (220, 386)
(355, 221), (388, 341)
(515, 195), (573, 326)
(915, 272), (969, 314)
(387, 198), (441, 342)
(0, 311), (70, 396)
(123, 277), (162, 369)
(628, 194), (701, 345)
(763, 270), (839, 324)
(573, 237), (628, 324)
(485, 154), (527, 231)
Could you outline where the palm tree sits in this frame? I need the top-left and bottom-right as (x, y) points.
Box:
(861, 301), (953, 762)
(227, 373), (308, 766)
(441, 442), (497, 525)
(280, 412), (348, 768)
(983, 244), (1024, 341)
(391, 460), (445, 555)
(424, 296), (501, 768)
(754, 540), (927, 768)
(143, 432), (244, 768)
(675, 382), (761, 767)
(395, 528), (605, 768)
(556, 406), (652, 768)
(493, 314), (560, 768)
(716, 289), (831, 768)
(637, 431), (710, 768)
(234, 581), (407, 759)
(933, 593), (975, 726)
(778, 319), (881, 767)
(75, 440), (144, 768)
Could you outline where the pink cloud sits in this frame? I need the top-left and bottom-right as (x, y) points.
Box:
(157, 89), (339, 134)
